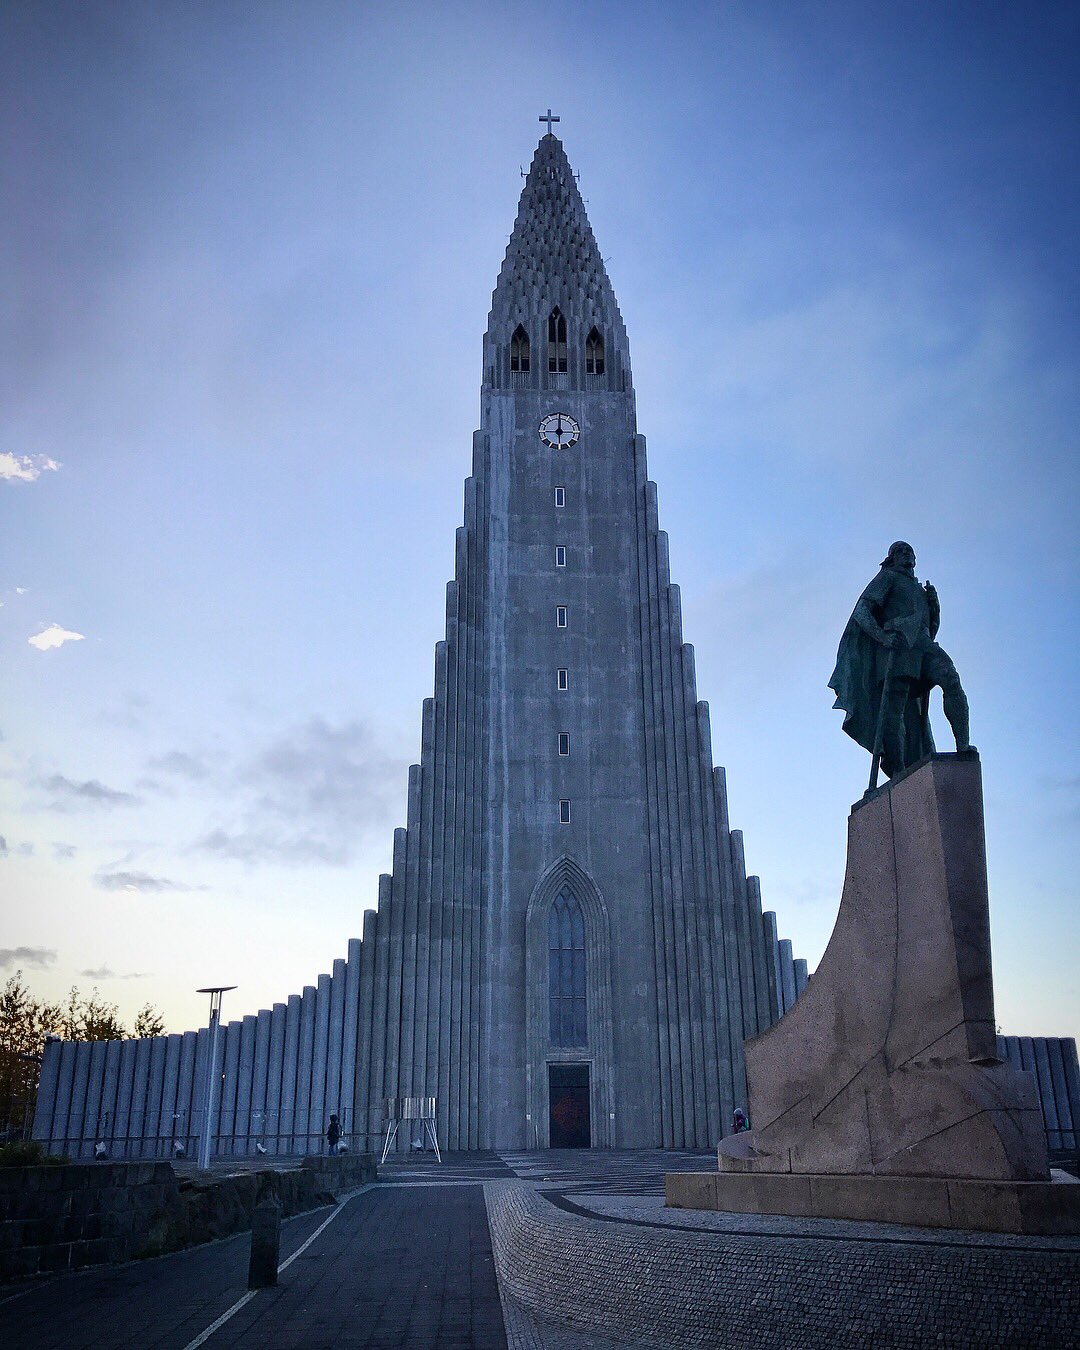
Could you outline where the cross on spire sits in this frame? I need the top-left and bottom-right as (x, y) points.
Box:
(539, 108), (560, 135)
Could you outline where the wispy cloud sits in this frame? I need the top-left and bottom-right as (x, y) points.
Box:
(0, 453), (60, 483)
(146, 750), (212, 780)
(77, 965), (150, 980)
(28, 623), (85, 651)
(51, 842), (78, 860)
(42, 774), (139, 808)
(193, 717), (405, 866)
(0, 946), (57, 971)
(94, 869), (190, 893)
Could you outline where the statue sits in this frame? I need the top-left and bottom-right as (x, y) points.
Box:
(829, 542), (972, 785)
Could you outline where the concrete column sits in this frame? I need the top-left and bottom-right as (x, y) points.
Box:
(295, 989), (317, 1155)
(435, 608), (459, 1148)
(161, 1034), (182, 1153)
(463, 506), (482, 1149)
(778, 938), (797, 1013)
(79, 1041), (107, 1160)
(355, 911), (378, 1142)
(762, 911), (783, 1022)
(368, 873), (394, 1134)
(794, 958), (809, 998)
(695, 700), (736, 1137)
(635, 472), (673, 1146)
(410, 700), (436, 1109)
(729, 833), (759, 1039)
(1046, 1039), (1075, 1150)
(146, 1037), (168, 1158)
(114, 1039), (139, 1161)
(426, 642), (450, 1142)
(340, 943), (361, 1140)
(235, 1015), (258, 1157)
(746, 877), (774, 1033)
(64, 1042), (91, 1158)
(398, 766), (424, 1100)
(647, 507), (686, 1143)
(308, 974), (332, 1150)
(712, 768), (748, 1103)
(1060, 1039), (1080, 1151)
(252, 1008), (273, 1151)
(472, 440), (492, 1150)
(1033, 1038), (1061, 1149)
(30, 1037), (62, 1148)
(176, 1031), (198, 1152)
(218, 1021), (241, 1154)
(385, 826), (412, 1127)
(280, 994), (301, 1152)
(129, 1039), (153, 1158)
(444, 584), (465, 1151)
(325, 958), (347, 1132)
(265, 1004), (287, 1150)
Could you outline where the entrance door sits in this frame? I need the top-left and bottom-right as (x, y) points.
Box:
(548, 1063), (590, 1147)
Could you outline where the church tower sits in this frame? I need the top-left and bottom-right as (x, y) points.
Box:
(33, 131), (807, 1161)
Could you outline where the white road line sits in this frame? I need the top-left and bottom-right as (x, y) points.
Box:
(180, 1186), (371, 1350)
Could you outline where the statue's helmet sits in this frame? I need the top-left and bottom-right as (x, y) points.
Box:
(881, 540), (915, 568)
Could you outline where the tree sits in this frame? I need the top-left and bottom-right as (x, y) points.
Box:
(0, 973), (165, 1136)
(134, 1004), (165, 1038)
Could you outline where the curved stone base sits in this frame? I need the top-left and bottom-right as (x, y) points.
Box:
(485, 1180), (1079, 1349)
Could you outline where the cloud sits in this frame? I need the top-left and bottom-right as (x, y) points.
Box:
(0, 453), (60, 483)
(51, 842), (78, 860)
(0, 836), (34, 858)
(146, 750), (211, 780)
(94, 869), (189, 893)
(28, 623), (85, 651)
(194, 717), (405, 866)
(77, 966), (150, 980)
(0, 946), (57, 971)
(0, 836), (5, 857)
(41, 773), (139, 808)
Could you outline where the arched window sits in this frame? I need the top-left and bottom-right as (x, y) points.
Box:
(548, 307), (567, 373)
(585, 327), (604, 376)
(549, 890), (587, 1046)
(510, 324), (530, 373)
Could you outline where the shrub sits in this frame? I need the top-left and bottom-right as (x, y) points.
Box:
(0, 1139), (69, 1167)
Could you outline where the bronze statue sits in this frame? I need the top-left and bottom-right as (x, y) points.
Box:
(830, 542), (972, 785)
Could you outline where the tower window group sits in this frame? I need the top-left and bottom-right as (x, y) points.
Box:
(548, 889), (586, 1045)
(585, 326), (605, 375)
(548, 308), (568, 372)
(510, 324), (531, 373)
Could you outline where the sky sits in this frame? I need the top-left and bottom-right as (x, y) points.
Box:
(1, 1), (1077, 1041)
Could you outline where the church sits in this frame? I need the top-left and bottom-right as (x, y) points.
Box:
(33, 127), (807, 1157)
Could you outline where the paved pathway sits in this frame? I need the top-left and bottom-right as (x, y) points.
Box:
(0, 1183), (506, 1349)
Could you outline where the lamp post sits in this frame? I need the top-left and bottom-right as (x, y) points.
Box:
(195, 986), (235, 1171)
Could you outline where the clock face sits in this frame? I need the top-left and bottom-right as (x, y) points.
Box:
(539, 413), (580, 449)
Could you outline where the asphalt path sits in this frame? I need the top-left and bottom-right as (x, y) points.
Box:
(0, 1185), (507, 1349)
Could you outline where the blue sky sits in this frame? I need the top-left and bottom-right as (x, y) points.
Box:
(1, 1), (1076, 1039)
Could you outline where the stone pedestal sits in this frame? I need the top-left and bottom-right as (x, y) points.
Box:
(669, 752), (1080, 1233)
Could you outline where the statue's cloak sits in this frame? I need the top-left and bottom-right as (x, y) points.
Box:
(829, 568), (935, 777)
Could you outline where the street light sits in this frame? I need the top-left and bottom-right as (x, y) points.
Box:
(195, 986), (236, 1171)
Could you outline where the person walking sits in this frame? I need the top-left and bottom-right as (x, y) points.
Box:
(326, 1113), (341, 1155)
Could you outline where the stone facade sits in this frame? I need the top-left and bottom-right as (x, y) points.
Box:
(34, 134), (802, 1157)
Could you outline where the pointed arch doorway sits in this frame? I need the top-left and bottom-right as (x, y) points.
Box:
(525, 856), (615, 1148)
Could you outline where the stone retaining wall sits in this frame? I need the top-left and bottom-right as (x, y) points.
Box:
(484, 1180), (1079, 1349)
(0, 1153), (375, 1282)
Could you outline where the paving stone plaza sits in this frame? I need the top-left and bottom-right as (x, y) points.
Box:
(2, 1151), (1077, 1348)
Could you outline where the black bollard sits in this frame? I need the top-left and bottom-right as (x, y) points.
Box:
(248, 1174), (281, 1289)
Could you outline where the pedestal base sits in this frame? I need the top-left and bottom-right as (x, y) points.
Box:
(665, 1169), (1080, 1235)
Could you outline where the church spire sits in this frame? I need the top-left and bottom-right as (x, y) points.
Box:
(484, 132), (630, 392)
